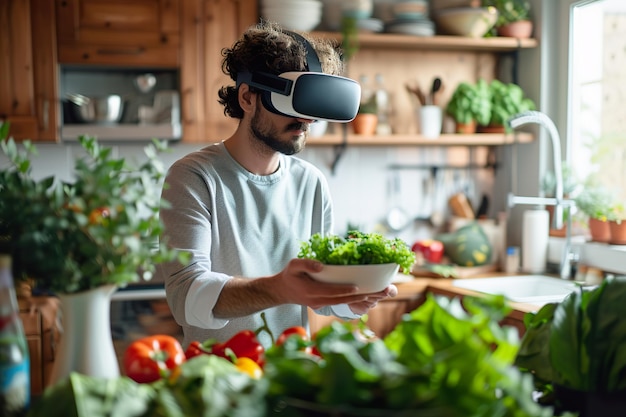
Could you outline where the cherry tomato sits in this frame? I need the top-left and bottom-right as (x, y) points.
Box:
(276, 326), (308, 346)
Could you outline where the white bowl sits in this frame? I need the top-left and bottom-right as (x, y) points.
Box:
(435, 7), (497, 38)
(262, 0), (321, 8)
(262, 16), (322, 32)
(309, 263), (400, 294)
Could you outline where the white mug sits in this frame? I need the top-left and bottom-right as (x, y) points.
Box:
(419, 105), (442, 139)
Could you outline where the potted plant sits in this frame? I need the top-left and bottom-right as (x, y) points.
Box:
(479, 79), (535, 133)
(482, 0), (533, 38)
(574, 185), (614, 243)
(0, 123), (188, 383)
(606, 202), (626, 245)
(445, 79), (492, 134)
(351, 93), (378, 135)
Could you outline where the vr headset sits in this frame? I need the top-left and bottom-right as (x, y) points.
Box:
(236, 32), (361, 123)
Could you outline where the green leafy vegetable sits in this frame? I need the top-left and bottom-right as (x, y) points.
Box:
(26, 355), (267, 417)
(264, 295), (553, 416)
(516, 276), (626, 407)
(297, 231), (416, 273)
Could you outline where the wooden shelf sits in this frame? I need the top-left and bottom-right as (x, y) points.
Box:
(311, 31), (538, 52)
(307, 132), (534, 146)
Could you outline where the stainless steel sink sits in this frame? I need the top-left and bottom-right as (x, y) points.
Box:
(452, 275), (582, 305)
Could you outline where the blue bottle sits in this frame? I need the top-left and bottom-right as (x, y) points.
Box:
(0, 255), (30, 416)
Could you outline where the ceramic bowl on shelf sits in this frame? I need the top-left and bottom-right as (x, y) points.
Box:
(385, 18), (436, 37)
(261, 0), (323, 31)
(434, 6), (498, 38)
(391, 0), (429, 19)
(308, 263), (400, 294)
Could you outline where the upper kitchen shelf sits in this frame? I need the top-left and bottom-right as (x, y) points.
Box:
(310, 31), (538, 52)
(307, 132), (534, 146)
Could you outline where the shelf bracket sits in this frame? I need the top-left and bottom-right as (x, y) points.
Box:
(330, 124), (348, 175)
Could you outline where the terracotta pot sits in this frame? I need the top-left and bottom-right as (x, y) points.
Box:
(351, 113), (378, 135)
(497, 20), (533, 39)
(454, 120), (477, 134)
(609, 219), (626, 245)
(546, 205), (567, 237)
(477, 124), (506, 134)
(588, 217), (611, 243)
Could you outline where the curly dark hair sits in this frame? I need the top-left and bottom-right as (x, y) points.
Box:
(218, 21), (345, 119)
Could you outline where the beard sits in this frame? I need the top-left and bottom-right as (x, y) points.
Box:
(250, 106), (307, 155)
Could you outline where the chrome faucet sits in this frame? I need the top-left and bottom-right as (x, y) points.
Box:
(507, 111), (575, 280)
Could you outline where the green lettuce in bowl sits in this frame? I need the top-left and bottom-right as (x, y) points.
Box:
(298, 231), (416, 293)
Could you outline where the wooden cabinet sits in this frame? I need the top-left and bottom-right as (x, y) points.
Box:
(179, 0), (257, 142)
(55, 0), (181, 67)
(309, 292), (424, 338)
(0, 0), (59, 142)
(19, 296), (60, 397)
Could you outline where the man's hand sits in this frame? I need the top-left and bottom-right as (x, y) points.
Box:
(347, 284), (398, 315)
(273, 259), (398, 312)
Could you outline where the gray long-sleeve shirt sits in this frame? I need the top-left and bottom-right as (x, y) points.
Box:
(156, 142), (357, 349)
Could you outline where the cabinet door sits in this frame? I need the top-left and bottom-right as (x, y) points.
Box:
(56, 0), (180, 67)
(180, 0), (257, 142)
(0, 0), (59, 142)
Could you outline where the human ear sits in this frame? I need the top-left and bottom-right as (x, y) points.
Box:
(238, 84), (257, 114)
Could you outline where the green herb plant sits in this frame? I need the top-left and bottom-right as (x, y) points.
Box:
(297, 230), (416, 273)
(482, 0), (531, 27)
(574, 185), (614, 221)
(445, 80), (492, 126)
(487, 79), (536, 129)
(0, 128), (188, 294)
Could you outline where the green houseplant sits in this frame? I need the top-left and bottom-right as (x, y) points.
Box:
(574, 185), (614, 243)
(480, 79), (535, 132)
(445, 79), (492, 133)
(482, 0), (533, 38)
(0, 122), (189, 383)
(0, 128), (186, 294)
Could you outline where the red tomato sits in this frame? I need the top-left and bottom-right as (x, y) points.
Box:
(411, 239), (445, 263)
(124, 335), (186, 383)
(275, 326), (308, 346)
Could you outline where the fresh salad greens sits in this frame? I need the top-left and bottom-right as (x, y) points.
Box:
(297, 231), (416, 273)
(264, 294), (554, 416)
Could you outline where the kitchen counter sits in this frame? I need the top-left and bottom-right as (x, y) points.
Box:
(309, 272), (544, 337)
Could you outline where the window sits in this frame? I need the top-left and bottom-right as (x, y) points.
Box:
(569, 0), (626, 202)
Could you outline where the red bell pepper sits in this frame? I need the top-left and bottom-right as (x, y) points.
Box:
(185, 329), (265, 366)
(412, 239), (445, 264)
(124, 335), (186, 383)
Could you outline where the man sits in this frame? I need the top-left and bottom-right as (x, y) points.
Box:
(157, 22), (397, 349)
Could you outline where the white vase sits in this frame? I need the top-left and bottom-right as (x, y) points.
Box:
(48, 284), (120, 385)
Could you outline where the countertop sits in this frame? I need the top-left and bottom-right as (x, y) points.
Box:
(393, 273), (545, 314)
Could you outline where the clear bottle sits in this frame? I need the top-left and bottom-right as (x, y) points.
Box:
(0, 255), (30, 417)
(374, 73), (392, 134)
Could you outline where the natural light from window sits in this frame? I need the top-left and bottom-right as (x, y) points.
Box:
(570, 0), (626, 203)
